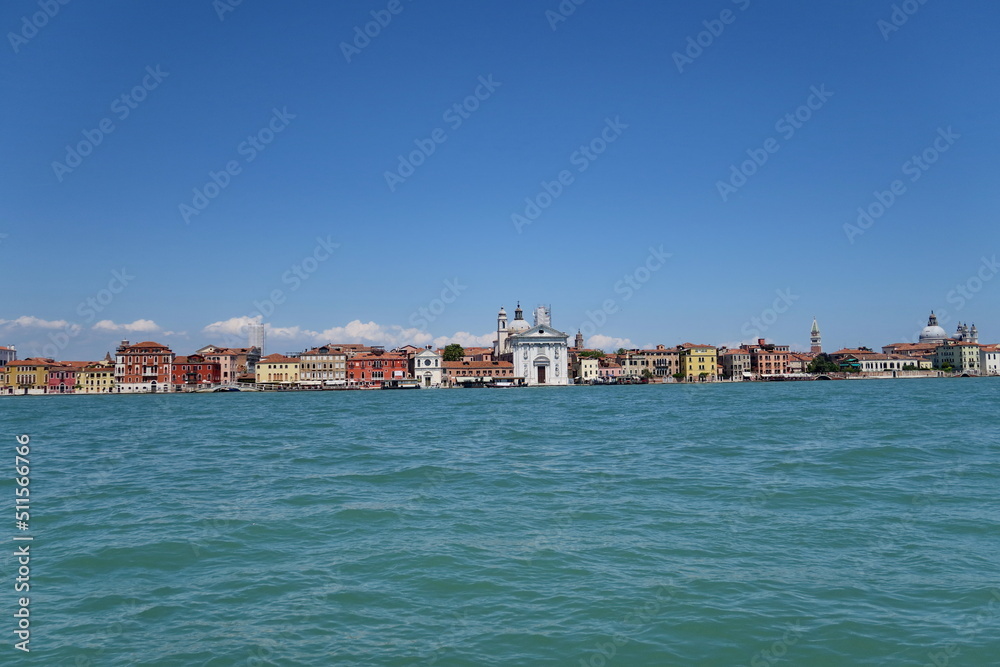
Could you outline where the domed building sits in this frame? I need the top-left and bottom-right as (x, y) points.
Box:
(492, 303), (570, 385)
(919, 311), (948, 344)
(494, 303), (530, 359)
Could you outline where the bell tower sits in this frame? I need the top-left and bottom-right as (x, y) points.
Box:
(810, 318), (822, 354)
(495, 306), (508, 358)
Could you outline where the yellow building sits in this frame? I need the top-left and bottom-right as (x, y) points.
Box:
(677, 343), (718, 382)
(2, 358), (53, 394)
(78, 361), (117, 393)
(255, 354), (301, 384)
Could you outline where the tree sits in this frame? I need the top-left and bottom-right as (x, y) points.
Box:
(807, 353), (840, 374)
(442, 344), (465, 362)
(616, 348), (628, 355)
(641, 369), (653, 379)
(672, 372), (685, 382)
(578, 350), (605, 359)
(698, 372), (709, 382)
(902, 364), (917, 371)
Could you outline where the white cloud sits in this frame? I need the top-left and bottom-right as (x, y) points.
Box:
(587, 334), (634, 351)
(315, 320), (434, 346)
(93, 319), (160, 333)
(0, 315), (79, 332)
(202, 317), (495, 351)
(202, 315), (261, 337)
(432, 331), (495, 348)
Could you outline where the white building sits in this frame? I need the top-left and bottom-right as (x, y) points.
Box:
(0, 345), (15, 367)
(411, 348), (443, 387)
(510, 306), (569, 386)
(495, 303), (532, 359)
(980, 344), (1000, 376)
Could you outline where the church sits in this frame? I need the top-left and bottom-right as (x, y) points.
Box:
(493, 304), (570, 386)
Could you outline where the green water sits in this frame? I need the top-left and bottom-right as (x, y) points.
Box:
(2, 380), (998, 665)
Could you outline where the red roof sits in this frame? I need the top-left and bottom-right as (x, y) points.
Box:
(260, 353), (299, 363)
(7, 359), (54, 367)
(443, 361), (513, 370)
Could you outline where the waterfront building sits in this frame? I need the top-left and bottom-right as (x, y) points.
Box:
(443, 360), (515, 386)
(787, 352), (814, 374)
(810, 318), (822, 354)
(719, 349), (751, 380)
(677, 343), (719, 381)
(411, 347), (443, 387)
(622, 346), (677, 379)
(509, 308), (569, 386)
(3, 358), (54, 394)
(255, 353), (301, 384)
(572, 356), (600, 383)
(171, 355), (222, 389)
(743, 339), (790, 377)
(598, 359), (623, 381)
(980, 344), (1000, 375)
(837, 352), (930, 373)
(656, 347), (681, 378)
(0, 345), (15, 367)
(933, 342), (982, 374)
(346, 349), (408, 387)
(197, 346), (261, 381)
(47, 361), (89, 393)
(298, 345), (348, 385)
(78, 359), (116, 393)
(115, 341), (175, 393)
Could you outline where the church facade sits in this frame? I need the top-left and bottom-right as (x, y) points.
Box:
(494, 304), (570, 385)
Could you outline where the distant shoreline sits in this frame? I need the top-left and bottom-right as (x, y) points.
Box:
(3, 372), (994, 397)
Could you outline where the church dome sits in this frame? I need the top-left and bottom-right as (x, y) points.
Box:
(919, 325), (947, 342)
(509, 302), (530, 333)
(919, 311), (947, 343)
(509, 317), (531, 333)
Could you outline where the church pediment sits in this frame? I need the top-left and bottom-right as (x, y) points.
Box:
(512, 324), (569, 340)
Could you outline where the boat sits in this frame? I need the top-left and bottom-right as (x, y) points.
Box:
(381, 379), (421, 390)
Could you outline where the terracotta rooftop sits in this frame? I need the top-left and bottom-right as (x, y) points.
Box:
(260, 353), (299, 363)
(443, 361), (514, 370)
(350, 351), (407, 360)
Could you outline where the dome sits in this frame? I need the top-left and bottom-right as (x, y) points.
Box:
(919, 325), (947, 343)
(509, 317), (531, 333)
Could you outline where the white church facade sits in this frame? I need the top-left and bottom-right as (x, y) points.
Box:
(494, 304), (569, 386)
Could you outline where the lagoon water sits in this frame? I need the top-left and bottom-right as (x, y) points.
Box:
(3, 379), (1000, 665)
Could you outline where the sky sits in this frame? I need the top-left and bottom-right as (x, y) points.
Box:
(2, 0), (999, 359)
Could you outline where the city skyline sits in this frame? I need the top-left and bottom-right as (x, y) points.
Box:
(3, 2), (999, 360)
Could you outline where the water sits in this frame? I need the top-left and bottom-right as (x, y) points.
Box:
(2, 380), (999, 665)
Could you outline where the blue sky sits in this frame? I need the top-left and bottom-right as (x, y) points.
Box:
(3, 0), (998, 359)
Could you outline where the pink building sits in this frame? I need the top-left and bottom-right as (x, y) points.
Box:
(598, 360), (623, 380)
(47, 361), (90, 394)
